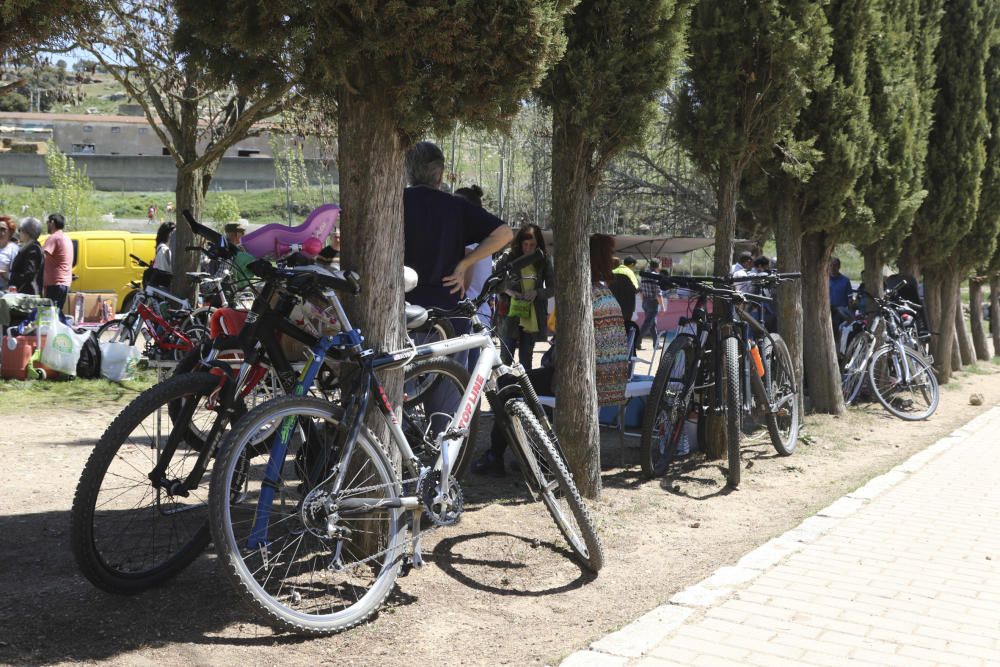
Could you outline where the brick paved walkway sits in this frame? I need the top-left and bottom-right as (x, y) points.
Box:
(564, 407), (1000, 666)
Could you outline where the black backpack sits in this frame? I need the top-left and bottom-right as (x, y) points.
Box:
(76, 331), (102, 379)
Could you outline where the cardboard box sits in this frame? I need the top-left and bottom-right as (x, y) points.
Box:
(64, 292), (116, 324)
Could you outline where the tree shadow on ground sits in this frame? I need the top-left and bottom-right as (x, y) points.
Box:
(0, 508), (417, 664)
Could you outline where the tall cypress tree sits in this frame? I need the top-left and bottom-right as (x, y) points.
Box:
(745, 0), (877, 415)
(856, 0), (942, 297)
(672, 0), (832, 280)
(969, 31), (1000, 360)
(535, 0), (693, 497)
(177, 1), (574, 400)
(908, 0), (992, 383)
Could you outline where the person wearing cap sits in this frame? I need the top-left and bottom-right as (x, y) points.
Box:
(224, 220), (247, 246)
(403, 141), (512, 315)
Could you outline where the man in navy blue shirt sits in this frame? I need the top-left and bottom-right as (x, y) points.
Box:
(403, 141), (512, 315)
(829, 256), (853, 332)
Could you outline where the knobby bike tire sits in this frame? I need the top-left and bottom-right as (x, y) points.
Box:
(209, 396), (404, 635)
(505, 399), (604, 572)
(402, 356), (479, 480)
(867, 345), (939, 421)
(762, 334), (800, 456)
(639, 334), (697, 478)
(724, 336), (742, 488)
(70, 372), (222, 594)
(841, 333), (871, 405)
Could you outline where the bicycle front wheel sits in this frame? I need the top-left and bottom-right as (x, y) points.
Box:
(761, 334), (799, 456)
(640, 334), (697, 478)
(724, 336), (742, 488)
(868, 345), (939, 420)
(70, 372), (222, 593)
(505, 399), (603, 572)
(210, 396), (405, 635)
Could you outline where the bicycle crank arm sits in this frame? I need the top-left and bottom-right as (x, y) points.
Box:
(337, 495), (422, 515)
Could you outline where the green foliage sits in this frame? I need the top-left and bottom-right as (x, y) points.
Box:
(672, 0), (833, 176)
(0, 92), (30, 112)
(974, 21), (1000, 273)
(176, 1), (575, 140)
(538, 0), (694, 177)
(0, 0), (96, 57)
(911, 0), (994, 271)
(43, 140), (97, 228)
(855, 0), (942, 263)
(269, 132), (326, 214)
(793, 0), (879, 240)
(207, 193), (241, 225)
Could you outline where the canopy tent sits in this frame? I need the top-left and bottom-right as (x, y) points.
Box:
(537, 231), (751, 259)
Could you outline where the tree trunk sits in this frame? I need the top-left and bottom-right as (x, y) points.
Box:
(774, 185), (804, 414)
(712, 165), (742, 278)
(701, 165), (744, 460)
(951, 321), (962, 372)
(926, 267), (959, 383)
(990, 274), (1000, 356)
(551, 113), (601, 499)
(171, 91), (209, 298)
(969, 277), (990, 360)
(862, 245), (884, 298)
(337, 87), (407, 432)
(954, 281), (973, 367)
(800, 231), (845, 415)
(897, 237), (920, 278)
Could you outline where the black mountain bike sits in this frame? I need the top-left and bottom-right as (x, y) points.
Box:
(639, 272), (801, 488)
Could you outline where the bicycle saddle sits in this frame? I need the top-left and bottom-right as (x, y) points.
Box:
(241, 204), (339, 260)
(404, 303), (428, 329)
(185, 272), (213, 282)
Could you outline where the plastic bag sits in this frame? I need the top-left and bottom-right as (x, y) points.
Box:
(99, 341), (141, 381)
(36, 306), (89, 376)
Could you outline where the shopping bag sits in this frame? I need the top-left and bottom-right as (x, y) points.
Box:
(36, 307), (89, 376)
(99, 341), (141, 381)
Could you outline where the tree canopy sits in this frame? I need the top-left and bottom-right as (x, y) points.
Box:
(0, 0), (96, 58)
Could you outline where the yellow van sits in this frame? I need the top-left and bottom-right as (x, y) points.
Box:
(38, 231), (156, 311)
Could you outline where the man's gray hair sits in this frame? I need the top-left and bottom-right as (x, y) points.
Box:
(405, 141), (445, 187)
(19, 216), (42, 240)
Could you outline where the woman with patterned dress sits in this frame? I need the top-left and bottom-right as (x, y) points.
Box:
(472, 233), (628, 476)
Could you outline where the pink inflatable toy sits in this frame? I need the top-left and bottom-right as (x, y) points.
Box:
(240, 203), (340, 260)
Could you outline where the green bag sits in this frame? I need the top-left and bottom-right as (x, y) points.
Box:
(508, 297), (532, 319)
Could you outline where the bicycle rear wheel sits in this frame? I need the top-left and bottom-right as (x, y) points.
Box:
(402, 356), (479, 479)
(97, 316), (138, 346)
(210, 396), (404, 635)
(640, 334), (697, 478)
(761, 334), (799, 456)
(70, 372), (221, 593)
(505, 399), (603, 572)
(868, 345), (939, 420)
(724, 336), (742, 488)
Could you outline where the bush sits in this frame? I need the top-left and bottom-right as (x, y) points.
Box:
(207, 192), (240, 226)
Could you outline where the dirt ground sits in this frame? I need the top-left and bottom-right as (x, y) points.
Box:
(2, 360), (998, 666)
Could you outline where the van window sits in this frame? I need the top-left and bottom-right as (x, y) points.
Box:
(71, 240), (79, 268)
(87, 239), (127, 268)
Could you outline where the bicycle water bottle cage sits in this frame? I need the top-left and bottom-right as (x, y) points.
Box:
(241, 204), (340, 261)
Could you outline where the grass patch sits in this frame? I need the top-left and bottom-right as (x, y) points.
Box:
(0, 370), (155, 411)
(961, 364), (991, 375)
